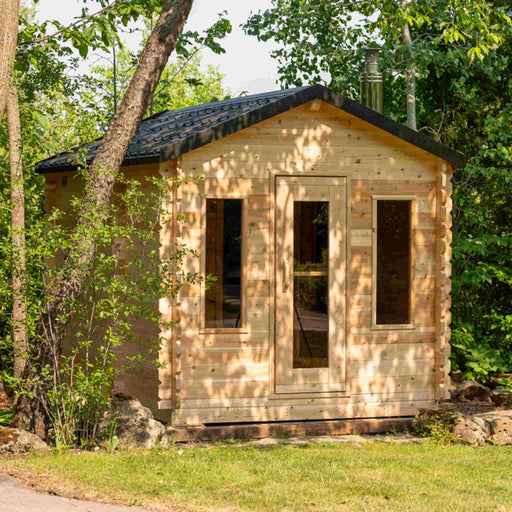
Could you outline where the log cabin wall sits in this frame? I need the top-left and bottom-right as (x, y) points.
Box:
(157, 99), (453, 426)
(45, 165), (163, 418)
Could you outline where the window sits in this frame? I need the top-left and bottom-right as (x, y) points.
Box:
(204, 199), (243, 329)
(375, 199), (412, 325)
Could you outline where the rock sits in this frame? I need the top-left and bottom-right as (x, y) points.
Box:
(451, 380), (492, 402)
(0, 426), (48, 454)
(113, 417), (165, 450)
(452, 413), (490, 445)
(106, 394), (154, 421)
(488, 416), (512, 445)
(100, 394), (165, 449)
(490, 390), (512, 408)
(159, 428), (177, 449)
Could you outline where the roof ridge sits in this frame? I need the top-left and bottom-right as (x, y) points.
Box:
(144, 86), (309, 122)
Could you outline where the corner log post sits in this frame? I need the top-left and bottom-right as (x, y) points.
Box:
(173, 157), (184, 412)
(435, 160), (453, 400)
(158, 159), (183, 417)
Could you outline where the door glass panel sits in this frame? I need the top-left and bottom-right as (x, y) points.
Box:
(293, 201), (329, 368)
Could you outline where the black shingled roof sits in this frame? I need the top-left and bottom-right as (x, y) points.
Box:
(36, 84), (466, 172)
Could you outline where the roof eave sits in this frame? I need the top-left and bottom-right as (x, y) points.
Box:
(35, 153), (161, 174)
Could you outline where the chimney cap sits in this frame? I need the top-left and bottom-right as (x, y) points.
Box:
(360, 45), (383, 113)
(362, 46), (381, 54)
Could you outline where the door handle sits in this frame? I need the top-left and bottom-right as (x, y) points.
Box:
(283, 258), (290, 293)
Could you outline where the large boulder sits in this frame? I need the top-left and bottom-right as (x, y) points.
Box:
(451, 380), (492, 402)
(413, 408), (491, 445)
(100, 394), (165, 449)
(452, 413), (490, 445)
(0, 427), (48, 454)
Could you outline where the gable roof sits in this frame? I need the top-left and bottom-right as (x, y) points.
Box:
(36, 84), (466, 173)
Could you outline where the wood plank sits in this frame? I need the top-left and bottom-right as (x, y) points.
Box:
(350, 359), (434, 377)
(246, 297), (270, 331)
(181, 194), (202, 213)
(167, 417), (414, 442)
(203, 178), (269, 196)
(183, 347), (269, 365)
(350, 343), (435, 361)
(246, 279), (270, 296)
(172, 399), (435, 425)
(349, 293), (434, 309)
(350, 375), (434, 394)
(351, 229), (372, 247)
(179, 378), (270, 400)
(181, 362), (268, 380)
(181, 331), (269, 348)
(352, 180), (436, 197)
(348, 328), (436, 345)
(174, 390), (433, 409)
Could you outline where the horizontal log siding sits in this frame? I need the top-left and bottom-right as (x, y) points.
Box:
(156, 101), (441, 425)
(50, 166), (164, 417)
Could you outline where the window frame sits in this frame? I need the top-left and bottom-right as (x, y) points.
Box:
(200, 195), (247, 334)
(371, 195), (417, 330)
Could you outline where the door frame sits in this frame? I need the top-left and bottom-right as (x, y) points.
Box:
(270, 174), (351, 397)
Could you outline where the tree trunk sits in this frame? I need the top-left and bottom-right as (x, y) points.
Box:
(0, 0), (20, 120)
(7, 84), (27, 380)
(12, 0), (195, 439)
(400, 1), (417, 131)
(403, 24), (417, 131)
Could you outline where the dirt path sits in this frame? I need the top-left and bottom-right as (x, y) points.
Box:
(0, 475), (153, 512)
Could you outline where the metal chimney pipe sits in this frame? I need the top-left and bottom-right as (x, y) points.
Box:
(360, 47), (383, 114)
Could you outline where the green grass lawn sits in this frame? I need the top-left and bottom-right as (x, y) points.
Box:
(3, 441), (512, 511)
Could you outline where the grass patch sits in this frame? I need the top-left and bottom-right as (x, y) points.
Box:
(3, 442), (512, 511)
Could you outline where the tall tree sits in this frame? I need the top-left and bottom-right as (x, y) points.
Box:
(12, 0), (195, 438)
(244, 0), (510, 126)
(1, 0), (27, 380)
(0, 0), (20, 119)
(7, 84), (27, 379)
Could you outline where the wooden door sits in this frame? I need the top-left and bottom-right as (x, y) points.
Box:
(275, 176), (347, 394)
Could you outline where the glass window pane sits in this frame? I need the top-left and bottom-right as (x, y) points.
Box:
(293, 201), (329, 368)
(376, 200), (411, 324)
(294, 202), (328, 269)
(205, 199), (242, 328)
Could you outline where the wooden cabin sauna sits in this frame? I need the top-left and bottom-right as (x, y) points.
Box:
(38, 84), (465, 431)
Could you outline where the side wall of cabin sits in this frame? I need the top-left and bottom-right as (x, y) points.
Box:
(158, 100), (452, 426)
(44, 165), (165, 419)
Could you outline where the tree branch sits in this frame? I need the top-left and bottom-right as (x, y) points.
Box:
(20, 0), (124, 46)
(153, 46), (202, 100)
